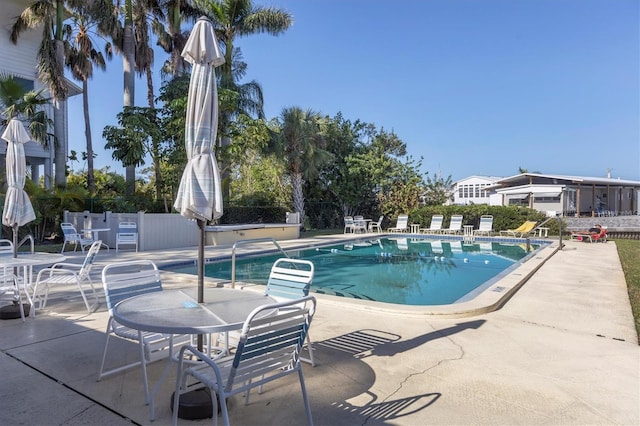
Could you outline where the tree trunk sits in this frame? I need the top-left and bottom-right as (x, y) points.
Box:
(53, 104), (66, 188)
(83, 79), (95, 193)
(123, 4), (136, 195)
(292, 172), (305, 227)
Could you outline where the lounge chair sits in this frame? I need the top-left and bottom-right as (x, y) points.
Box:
(421, 215), (444, 234)
(473, 215), (493, 236)
(500, 220), (537, 238)
(571, 227), (607, 243)
(388, 214), (409, 233)
(441, 215), (463, 234)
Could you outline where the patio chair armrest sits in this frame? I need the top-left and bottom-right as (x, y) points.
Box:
(51, 262), (82, 270)
(36, 267), (80, 280)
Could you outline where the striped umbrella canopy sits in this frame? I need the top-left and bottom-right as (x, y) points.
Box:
(2, 118), (36, 253)
(174, 16), (225, 222)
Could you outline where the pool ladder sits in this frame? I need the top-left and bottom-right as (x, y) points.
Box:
(230, 238), (290, 288)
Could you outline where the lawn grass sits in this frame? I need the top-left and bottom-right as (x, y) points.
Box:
(614, 239), (640, 342)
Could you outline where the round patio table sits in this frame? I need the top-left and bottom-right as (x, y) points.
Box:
(112, 287), (275, 420)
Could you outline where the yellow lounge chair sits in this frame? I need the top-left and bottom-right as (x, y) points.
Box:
(500, 221), (537, 238)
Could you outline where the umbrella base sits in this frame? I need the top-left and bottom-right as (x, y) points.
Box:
(171, 388), (223, 420)
(0, 303), (30, 320)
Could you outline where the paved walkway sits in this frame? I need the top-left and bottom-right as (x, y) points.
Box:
(0, 237), (638, 425)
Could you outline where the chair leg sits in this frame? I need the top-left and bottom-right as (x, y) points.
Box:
(298, 368), (314, 426)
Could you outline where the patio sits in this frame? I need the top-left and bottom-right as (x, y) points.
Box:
(0, 237), (638, 425)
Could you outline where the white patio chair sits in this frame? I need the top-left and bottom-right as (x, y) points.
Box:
(421, 215), (444, 234)
(221, 258), (316, 366)
(388, 214), (409, 232)
(442, 215), (463, 234)
(31, 240), (101, 314)
(115, 222), (138, 254)
(172, 296), (316, 426)
(474, 215), (494, 236)
(60, 222), (93, 253)
(98, 260), (192, 405)
(368, 215), (384, 233)
(0, 257), (24, 321)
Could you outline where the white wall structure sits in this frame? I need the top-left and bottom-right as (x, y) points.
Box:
(0, 0), (81, 189)
(451, 176), (502, 205)
(487, 173), (640, 217)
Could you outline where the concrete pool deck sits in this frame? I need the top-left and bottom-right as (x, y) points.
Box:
(0, 235), (638, 425)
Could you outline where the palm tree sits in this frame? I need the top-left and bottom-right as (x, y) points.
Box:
(153, 0), (200, 77)
(193, 0), (293, 197)
(270, 107), (332, 227)
(94, 0), (163, 195)
(9, 0), (84, 188)
(0, 75), (52, 142)
(63, 12), (113, 193)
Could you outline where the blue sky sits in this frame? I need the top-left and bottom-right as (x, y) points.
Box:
(67, 0), (640, 182)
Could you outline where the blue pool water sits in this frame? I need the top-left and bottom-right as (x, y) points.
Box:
(166, 237), (542, 305)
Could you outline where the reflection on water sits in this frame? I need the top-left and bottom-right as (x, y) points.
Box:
(169, 237), (542, 306)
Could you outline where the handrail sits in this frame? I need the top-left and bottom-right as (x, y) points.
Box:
(18, 234), (34, 253)
(231, 238), (289, 288)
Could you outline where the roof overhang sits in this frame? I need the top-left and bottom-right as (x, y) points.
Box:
(496, 184), (566, 196)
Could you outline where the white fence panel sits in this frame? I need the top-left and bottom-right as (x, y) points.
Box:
(63, 211), (199, 251)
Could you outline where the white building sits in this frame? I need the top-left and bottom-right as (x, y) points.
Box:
(451, 175), (502, 205)
(0, 0), (80, 189)
(453, 173), (640, 217)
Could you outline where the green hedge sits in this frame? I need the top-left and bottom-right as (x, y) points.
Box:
(407, 205), (563, 235)
(219, 206), (288, 224)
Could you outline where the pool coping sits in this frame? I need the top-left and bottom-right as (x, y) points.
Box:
(160, 233), (560, 319)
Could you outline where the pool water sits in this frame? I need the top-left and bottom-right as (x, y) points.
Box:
(167, 237), (541, 305)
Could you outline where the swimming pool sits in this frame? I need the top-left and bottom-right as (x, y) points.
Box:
(165, 237), (545, 305)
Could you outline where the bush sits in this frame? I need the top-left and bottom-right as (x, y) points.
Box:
(408, 205), (562, 234)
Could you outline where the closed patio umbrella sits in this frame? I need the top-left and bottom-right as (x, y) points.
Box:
(2, 118), (36, 254)
(1, 118), (36, 319)
(174, 16), (225, 306)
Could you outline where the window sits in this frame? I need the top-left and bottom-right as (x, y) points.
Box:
(13, 76), (34, 92)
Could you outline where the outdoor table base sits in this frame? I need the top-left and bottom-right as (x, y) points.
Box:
(0, 302), (30, 320)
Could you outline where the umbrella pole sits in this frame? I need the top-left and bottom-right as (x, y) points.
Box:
(197, 219), (205, 351)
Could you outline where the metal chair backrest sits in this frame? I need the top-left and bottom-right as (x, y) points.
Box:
(265, 258), (314, 300)
(448, 215), (463, 231)
(78, 240), (102, 281)
(395, 214), (408, 229)
(61, 223), (79, 238)
(0, 239), (14, 256)
(478, 215), (493, 231)
(226, 296), (316, 393)
(117, 222), (137, 237)
(430, 215), (444, 230)
(102, 260), (162, 314)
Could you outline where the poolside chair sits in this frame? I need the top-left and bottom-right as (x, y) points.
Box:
(98, 260), (193, 405)
(500, 220), (537, 238)
(344, 216), (366, 234)
(473, 215), (494, 236)
(388, 214), (409, 232)
(421, 215), (444, 234)
(60, 222), (93, 253)
(369, 215), (384, 233)
(172, 296), (316, 426)
(31, 240), (101, 314)
(0, 239), (25, 321)
(442, 215), (463, 234)
(115, 222), (138, 254)
(222, 258), (316, 366)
